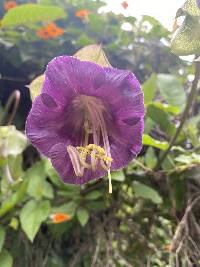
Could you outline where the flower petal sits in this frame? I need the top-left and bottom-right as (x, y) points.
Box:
(97, 68), (143, 111)
(100, 70), (144, 169)
(110, 117), (144, 170)
(43, 56), (107, 100)
(26, 93), (66, 156)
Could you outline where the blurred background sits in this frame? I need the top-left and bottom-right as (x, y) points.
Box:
(0, 0), (184, 128)
(0, 0), (200, 266)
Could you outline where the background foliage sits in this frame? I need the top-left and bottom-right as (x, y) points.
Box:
(0, 0), (200, 266)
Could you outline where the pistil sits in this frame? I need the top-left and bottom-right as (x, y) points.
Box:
(68, 95), (113, 193)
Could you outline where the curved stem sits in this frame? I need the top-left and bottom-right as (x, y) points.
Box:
(155, 62), (200, 170)
(0, 141), (14, 184)
(0, 90), (20, 126)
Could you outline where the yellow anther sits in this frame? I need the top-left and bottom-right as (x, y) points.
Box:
(85, 144), (105, 154)
(80, 148), (88, 153)
(76, 144), (113, 163)
(97, 148), (105, 155)
(86, 144), (96, 150)
(103, 156), (113, 163)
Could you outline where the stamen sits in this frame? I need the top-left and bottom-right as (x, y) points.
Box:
(67, 145), (83, 176)
(77, 144), (112, 163)
(70, 95), (113, 193)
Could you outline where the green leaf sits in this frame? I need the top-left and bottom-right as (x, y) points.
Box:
(175, 153), (200, 164)
(157, 74), (186, 111)
(77, 208), (89, 227)
(0, 179), (28, 218)
(0, 250), (13, 267)
(174, 154), (193, 164)
(1, 4), (66, 28)
(104, 170), (125, 184)
(142, 134), (169, 150)
(74, 44), (111, 67)
(150, 102), (180, 115)
(144, 117), (155, 134)
(38, 0), (53, 4)
(147, 104), (176, 136)
(133, 181), (162, 204)
(0, 126), (27, 156)
(0, 227), (5, 253)
(9, 217), (19, 230)
(44, 158), (64, 188)
(28, 75), (44, 101)
(111, 171), (125, 182)
(145, 147), (157, 169)
(26, 161), (54, 200)
(171, 15), (200, 56)
(142, 73), (157, 104)
(84, 191), (102, 200)
(20, 199), (50, 242)
(8, 155), (23, 180)
(27, 175), (54, 200)
(161, 156), (175, 171)
(75, 34), (95, 47)
(125, 16), (137, 25)
(186, 115), (200, 146)
(88, 14), (106, 34)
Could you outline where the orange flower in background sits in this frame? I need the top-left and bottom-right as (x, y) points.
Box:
(50, 213), (71, 224)
(121, 1), (128, 9)
(4, 1), (18, 10)
(36, 23), (64, 40)
(46, 22), (64, 36)
(37, 29), (49, 40)
(75, 9), (90, 19)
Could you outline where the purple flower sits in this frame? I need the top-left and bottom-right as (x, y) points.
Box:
(197, 0), (200, 8)
(26, 56), (144, 192)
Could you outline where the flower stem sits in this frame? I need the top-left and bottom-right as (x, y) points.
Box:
(155, 62), (200, 170)
(0, 90), (20, 126)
